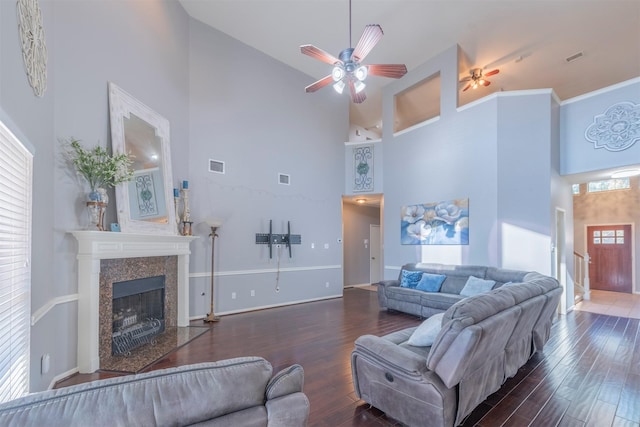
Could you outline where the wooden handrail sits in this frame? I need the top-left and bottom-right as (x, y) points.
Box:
(573, 251), (584, 260)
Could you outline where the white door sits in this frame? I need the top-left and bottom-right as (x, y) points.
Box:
(369, 225), (381, 284)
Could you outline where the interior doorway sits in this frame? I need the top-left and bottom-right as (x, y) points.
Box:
(341, 195), (382, 287)
(586, 224), (633, 293)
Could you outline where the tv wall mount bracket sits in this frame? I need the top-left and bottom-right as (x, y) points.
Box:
(255, 220), (301, 258)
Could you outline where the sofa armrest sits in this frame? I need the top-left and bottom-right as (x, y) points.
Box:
(266, 364), (304, 400)
(376, 280), (400, 309)
(353, 334), (427, 377)
(266, 392), (310, 426)
(351, 334), (456, 427)
(377, 279), (400, 289)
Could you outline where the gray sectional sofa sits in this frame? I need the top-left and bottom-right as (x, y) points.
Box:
(353, 264), (561, 427)
(377, 263), (530, 318)
(0, 357), (309, 426)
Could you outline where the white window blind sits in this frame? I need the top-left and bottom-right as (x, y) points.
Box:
(0, 120), (32, 403)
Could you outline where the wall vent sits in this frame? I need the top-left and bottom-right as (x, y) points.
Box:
(209, 159), (225, 174)
(278, 173), (290, 185)
(565, 51), (584, 63)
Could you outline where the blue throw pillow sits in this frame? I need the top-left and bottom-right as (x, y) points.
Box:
(415, 273), (446, 292)
(400, 270), (423, 288)
(460, 275), (496, 297)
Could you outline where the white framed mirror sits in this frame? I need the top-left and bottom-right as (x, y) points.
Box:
(108, 82), (178, 235)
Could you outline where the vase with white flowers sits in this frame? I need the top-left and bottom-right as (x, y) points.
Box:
(63, 138), (133, 230)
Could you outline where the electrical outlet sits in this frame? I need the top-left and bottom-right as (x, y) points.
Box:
(251, 290), (255, 297)
(231, 292), (236, 299)
(325, 282), (330, 288)
(311, 243), (315, 249)
(324, 243), (329, 249)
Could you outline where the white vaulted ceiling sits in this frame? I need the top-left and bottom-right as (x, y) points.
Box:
(179, 0), (640, 133)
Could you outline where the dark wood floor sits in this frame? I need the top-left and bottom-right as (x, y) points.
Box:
(57, 288), (640, 426)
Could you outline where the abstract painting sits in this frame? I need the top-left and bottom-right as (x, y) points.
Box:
(401, 198), (469, 245)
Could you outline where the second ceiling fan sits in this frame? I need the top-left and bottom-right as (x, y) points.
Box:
(300, 0), (407, 104)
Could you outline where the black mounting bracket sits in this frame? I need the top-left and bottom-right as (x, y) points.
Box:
(255, 220), (301, 259)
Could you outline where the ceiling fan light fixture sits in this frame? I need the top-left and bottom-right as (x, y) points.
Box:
(355, 65), (368, 81)
(333, 80), (346, 94)
(354, 80), (366, 94)
(332, 66), (345, 82)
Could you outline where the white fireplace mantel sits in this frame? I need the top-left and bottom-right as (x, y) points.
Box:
(70, 231), (198, 373)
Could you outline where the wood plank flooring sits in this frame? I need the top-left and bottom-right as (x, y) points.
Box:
(57, 288), (640, 426)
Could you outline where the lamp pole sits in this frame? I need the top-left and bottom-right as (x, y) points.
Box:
(204, 226), (221, 323)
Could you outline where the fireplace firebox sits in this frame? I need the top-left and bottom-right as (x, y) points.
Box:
(112, 275), (166, 356)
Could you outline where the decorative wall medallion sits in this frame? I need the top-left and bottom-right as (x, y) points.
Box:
(17, 0), (48, 97)
(585, 102), (640, 152)
(353, 145), (373, 192)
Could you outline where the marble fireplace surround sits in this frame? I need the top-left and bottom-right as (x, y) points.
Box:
(70, 231), (197, 373)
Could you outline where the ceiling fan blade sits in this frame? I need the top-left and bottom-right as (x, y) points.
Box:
(300, 44), (340, 65)
(305, 75), (334, 93)
(348, 80), (367, 104)
(462, 83), (471, 92)
(484, 69), (500, 77)
(367, 64), (408, 79)
(351, 24), (383, 62)
(482, 80), (491, 87)
(459, 76), (472, 83)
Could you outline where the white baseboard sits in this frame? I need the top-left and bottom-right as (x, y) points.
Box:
(217, 294), (343, 316)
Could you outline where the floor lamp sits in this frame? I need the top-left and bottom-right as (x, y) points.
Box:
(204, 218), (223, 323)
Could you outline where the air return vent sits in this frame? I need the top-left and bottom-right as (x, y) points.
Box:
(209, 159), (225, 174)
(278, 173), (290, 185)
(565, 51), (584, 63)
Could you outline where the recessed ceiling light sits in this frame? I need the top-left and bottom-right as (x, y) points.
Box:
(611, 169), (640, 178)
(355, 198), (366, 204)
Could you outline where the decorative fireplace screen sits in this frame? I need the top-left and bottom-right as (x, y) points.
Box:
(112, 275), (165, 356)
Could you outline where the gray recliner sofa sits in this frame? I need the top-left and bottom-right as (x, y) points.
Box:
(352, 269), (561, 427)
(377, 263), (530, 318)
(0, 357), (309, 426)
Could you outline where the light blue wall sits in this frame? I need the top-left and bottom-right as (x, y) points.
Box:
(186, 19), (348, 316)
(1, 0), (345, 393)
(378, 45), (575, 315)
(561, 79), (640, 175)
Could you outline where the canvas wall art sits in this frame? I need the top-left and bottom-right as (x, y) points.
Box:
(401, 198), (469, 245)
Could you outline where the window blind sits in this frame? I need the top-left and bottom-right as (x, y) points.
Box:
(0, 120), (32, 403)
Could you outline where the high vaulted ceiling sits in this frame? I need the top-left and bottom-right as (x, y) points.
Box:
(178, 0), (640, 133)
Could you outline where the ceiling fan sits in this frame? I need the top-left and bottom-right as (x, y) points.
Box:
(460, 68), (500, 92)
(300, 0), (407, 104)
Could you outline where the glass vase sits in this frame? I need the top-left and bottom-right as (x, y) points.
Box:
(86, 188), (108, 231)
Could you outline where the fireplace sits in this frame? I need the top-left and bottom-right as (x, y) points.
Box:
(112, 275), (166, 356)
(71, 231), (197, 373)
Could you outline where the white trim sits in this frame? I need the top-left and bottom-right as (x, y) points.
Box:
(189, 264), (341, 279)
(216, 294), (343, 316)
(31, 294), (79, 326)
(561, 77), (640, 105)
(385, 265), (403, 271)
(393, 115), (440, 138)
(48, 367), (79, 391)
(344, 139), (381, 146)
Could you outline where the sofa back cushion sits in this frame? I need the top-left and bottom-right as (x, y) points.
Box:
(0, 357), (273, 427)
(404, 263), (489, 294)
